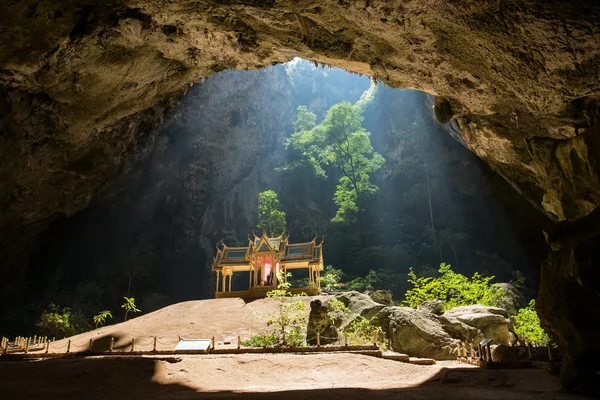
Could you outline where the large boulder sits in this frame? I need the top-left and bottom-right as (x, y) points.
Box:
(367, 290), (394, 305)
(441, 305), (516, 345)
(418, 300), (446, 315)
(374, 306), (458, 360)
(495, 283), (528, 316)
(334, 291), (385, 323)
(306, 299), (338, 345)
(491, 344), (531, 362)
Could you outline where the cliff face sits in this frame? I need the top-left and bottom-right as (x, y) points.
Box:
(1, 0), (600, 393)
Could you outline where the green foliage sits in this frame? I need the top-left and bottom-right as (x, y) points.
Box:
(121, 297), (141, 322)
(326, 298), (352, 326)
(36, 304), (77, 339)
(513, 300), (550, 344)
(320, 266), (344, 292)
(242, 334), (278, 347)
(403, 263), (505, 310)
(262, 271), (308, 346)
(256, 190), (287, 237)
(93, 310), (113, 329)
(286, 102), (385, 226)
(345, 315), (384, 346)
(347, 269), (380, 292)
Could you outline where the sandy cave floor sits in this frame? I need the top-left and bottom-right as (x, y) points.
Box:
(0, 353), (588, 400)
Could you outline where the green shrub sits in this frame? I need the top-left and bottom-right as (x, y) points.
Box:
(36, 304), (77, 339)
(242, 334), (278, 347)
(345, 316), (384, 346)
(326, 298), (352, 326)
(320, 266), (344, 292)
(513, 300), (550, 344)
(93, 310), (113, 329)
(262, 271), (308, 347)
(403, 263), (505, 310)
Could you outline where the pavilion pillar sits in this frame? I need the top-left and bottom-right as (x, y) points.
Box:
(216, 271), (220, 293)
(309, 267), (313, 288)
(249, 268), (252, 289)
(229, 273), (232, 292)
(222, 272), (226, 293)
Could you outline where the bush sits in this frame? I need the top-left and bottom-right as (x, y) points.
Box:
(345, 315), (384, 346)
(326, 298), (352, 326)
(36, 304), (77, 339)
(513, 300), (550, 344)
(403, 263), (505, 310)
(320, 266), (344, 292)
(242, 334), (278, 347)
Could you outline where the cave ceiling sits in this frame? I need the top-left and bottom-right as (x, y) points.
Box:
(1, 0), (600, 262)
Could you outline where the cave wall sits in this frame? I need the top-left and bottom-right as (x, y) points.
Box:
(2, 0), (600, 394)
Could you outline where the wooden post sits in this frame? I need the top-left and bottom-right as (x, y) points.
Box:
(526, 342), (532, 359)
(216, 271), (220, 293)
(66, 339), (71, 354)
(316, 333), (320, 347)
(478, 344), (483, 360)
(263, 334), (267, 348)
(344, 332), (348, 347)
(372, 330), (377, 346)
(33, 335), (37, 344)
(228, 274), (232, 292)
(45, 340), (50, 354)
(153, 337), (157, 352)
(237, 336), (241, 349)
(25, 338), (29, 353)
(109, 337), (114, 352)
(456, 343), (461, 358)
(89, 339), (93, 352)
(486, 343), (492, 362)
(221, 273), (226, 293)
(547, 343), (553, 362)
(211, 336), (215, 350)
(2, 339), (8, 355)
(470, 343), (475, 358)
(131, 338), (135, 352)
(289, 335), (294, 347)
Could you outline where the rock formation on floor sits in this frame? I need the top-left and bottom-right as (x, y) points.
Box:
(311, 293), (516, 361)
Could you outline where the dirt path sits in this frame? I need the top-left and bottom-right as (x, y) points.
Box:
(0, 353), (586, 400)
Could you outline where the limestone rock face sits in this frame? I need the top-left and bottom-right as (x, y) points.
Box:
(441, 305), (516, 346)
(306, 299), (338, 345)
(374, 306), (458, 360)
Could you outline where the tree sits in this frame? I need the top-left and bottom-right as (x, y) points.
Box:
(256, 190), (287, 237)
(93, 310), (113, 329)
(286, 103), (384, 242)
(121, 297), (141, 322)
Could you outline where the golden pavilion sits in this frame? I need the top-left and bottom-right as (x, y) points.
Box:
(211, 233), (324, 298)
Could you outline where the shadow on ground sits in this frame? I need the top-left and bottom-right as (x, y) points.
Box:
(0, 356), (586, 400)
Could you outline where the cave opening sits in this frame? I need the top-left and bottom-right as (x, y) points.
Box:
(0, 59), (549, 339)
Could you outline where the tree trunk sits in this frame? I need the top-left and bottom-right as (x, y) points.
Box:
(425, 167), (443, 263)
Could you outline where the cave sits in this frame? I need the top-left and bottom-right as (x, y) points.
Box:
(1, 1), (600, 397)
